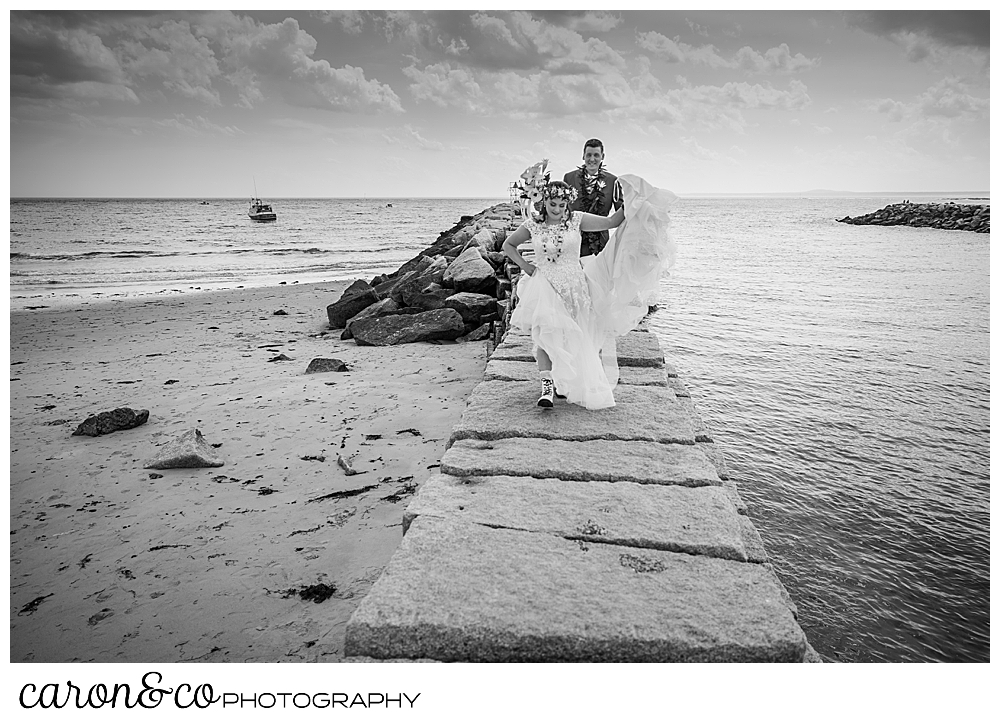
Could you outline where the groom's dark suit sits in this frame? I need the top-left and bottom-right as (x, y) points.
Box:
(563, 167), (623, 257)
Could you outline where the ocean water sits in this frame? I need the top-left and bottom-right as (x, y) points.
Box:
(9, 197), (503, 307)
(8, 194), (990, 662)
(655, 194), (990, 663)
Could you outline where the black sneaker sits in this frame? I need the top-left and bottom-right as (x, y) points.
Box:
(537, 379), (555, 407)
(554, 387), (566, 399)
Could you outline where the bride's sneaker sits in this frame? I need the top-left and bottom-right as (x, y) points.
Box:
(554, 387), (566, 399)
(537, 378), (555, 407)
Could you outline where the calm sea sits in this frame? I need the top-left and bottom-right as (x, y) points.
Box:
(9, 198), (503, 307)
(8, 194), (990, 662)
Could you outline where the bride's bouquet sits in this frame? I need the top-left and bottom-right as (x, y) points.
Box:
(513, 159), (549, 219)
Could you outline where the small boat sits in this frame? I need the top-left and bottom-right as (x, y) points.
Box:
(248, 197), (276, 222)
(386, 203), (393, 208)
(199, 200), (210, 205)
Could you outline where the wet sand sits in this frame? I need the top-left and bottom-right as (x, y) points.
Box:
(9, 281), (486, 662)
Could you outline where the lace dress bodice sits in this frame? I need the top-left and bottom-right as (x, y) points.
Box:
(526, 212), (591, 315)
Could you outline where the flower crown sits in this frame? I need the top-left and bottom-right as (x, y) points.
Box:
(542, 182), (578, 204)
(513, 159), (580, 221)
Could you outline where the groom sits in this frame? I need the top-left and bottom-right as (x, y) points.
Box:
(563, 138), (623, 257)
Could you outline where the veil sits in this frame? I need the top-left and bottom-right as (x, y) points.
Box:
(581, 174), (678, 388)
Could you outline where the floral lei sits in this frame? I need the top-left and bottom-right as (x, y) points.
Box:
(578, 163), (610, 251)
(577, 163), (608, 214)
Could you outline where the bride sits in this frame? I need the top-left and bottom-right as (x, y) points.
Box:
(501, 173), (676, 410)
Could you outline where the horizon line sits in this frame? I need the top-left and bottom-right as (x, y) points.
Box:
(10, 190), (991, 201)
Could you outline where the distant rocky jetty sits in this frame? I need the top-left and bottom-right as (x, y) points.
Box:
(837, 202), (989, 233)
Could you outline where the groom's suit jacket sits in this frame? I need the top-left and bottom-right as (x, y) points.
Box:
(563, 167), (623, 257)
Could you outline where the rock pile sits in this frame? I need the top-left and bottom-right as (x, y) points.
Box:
(837, 202), (989, 233)
(326, 204), (519, 346)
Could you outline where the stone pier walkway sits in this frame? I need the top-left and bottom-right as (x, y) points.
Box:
(344, 327), (817, 662)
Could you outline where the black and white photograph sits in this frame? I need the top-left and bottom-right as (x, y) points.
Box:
(8, 5), (990, 718)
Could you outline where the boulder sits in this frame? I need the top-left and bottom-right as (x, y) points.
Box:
(392, 254), (434, 281)
(342, 298), (400, 339)
(351, 309), (466, 346)
(468, 228), (497, 253)
(443, 292), (497, 326)
(404, 282), (458, 311)
(457, 322), (492, 343)
(327, 281), (379, 328)
(487, 227), (510, 250)
(72, 407), (149, 437)
(482, 251), (507, 271)
(342, 279), (371, 297)
(305, 358), (350, 373)
(442, 247), (496, 294)
(421, 220), (476, 257)
(395, 256), (450, 306)
(144, 429), (224, 469)
(376, 258), (433, 302)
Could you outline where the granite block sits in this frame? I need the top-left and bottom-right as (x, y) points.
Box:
(441, 437), (720, 487)
(344, 516), (807, 662)
(447, 381), (695, 447)
(403, 473), (749, 561)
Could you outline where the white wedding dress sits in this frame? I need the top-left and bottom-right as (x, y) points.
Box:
(509, 175), (677, 409)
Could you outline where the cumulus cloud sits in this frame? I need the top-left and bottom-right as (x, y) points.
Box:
(404, 58), (637, 118)
(674, 78), (811, 112)
(119, 19), (222, 105)
(207, 15), (403, 113)
(636, 31), (727, 66)
(620, 73), (812, 132)
(686, 19), (710, 38)
(10, 11), (404, 114)
(403, 61), (489, 113)
(876, 98), (907, 122)
(403, 11), (627, 74)
(733, 43), (819, 73)
(532, 11), (622, 33)
(872, 79), (986, 124)
(10, 13), (139, 103)
(636, 31), (818, 73)
(917, 77), (988, 119)
(536, 70), (633, 115)
(314, 10), (366, 35)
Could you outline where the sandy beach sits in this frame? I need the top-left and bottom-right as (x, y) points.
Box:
(9, 281), (487, 663)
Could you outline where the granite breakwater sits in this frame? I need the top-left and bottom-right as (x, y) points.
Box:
(837, 201), (989, 233)
(337, 204), (818, 662)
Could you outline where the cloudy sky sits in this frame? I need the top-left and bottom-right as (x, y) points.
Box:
(9, 8), (990, 198)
